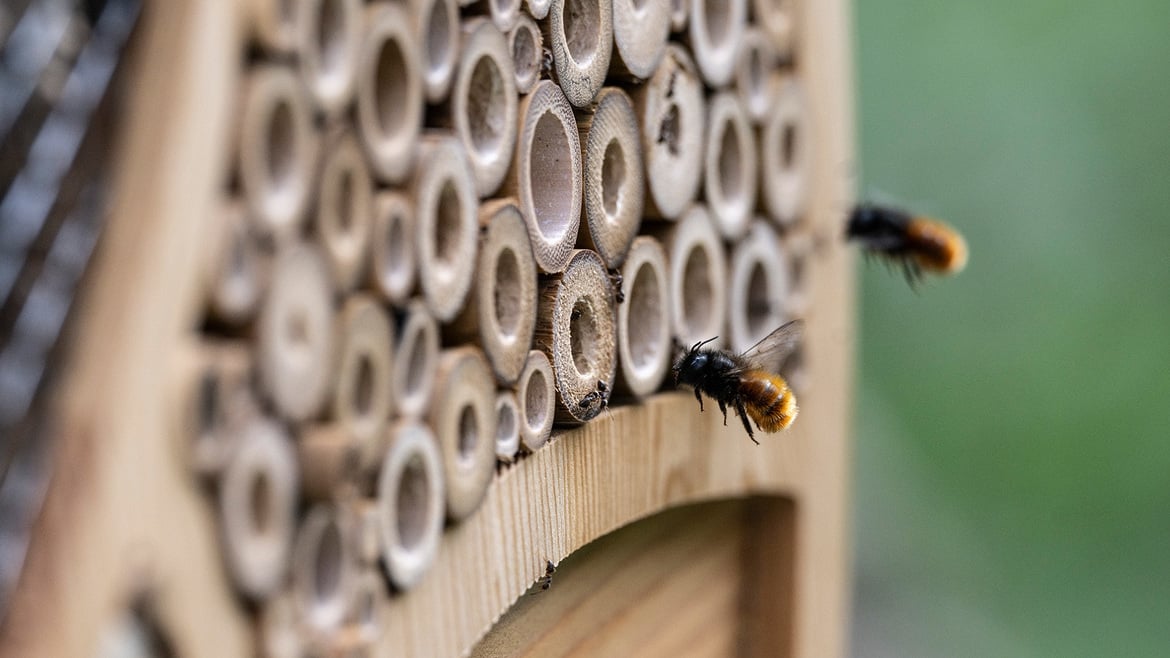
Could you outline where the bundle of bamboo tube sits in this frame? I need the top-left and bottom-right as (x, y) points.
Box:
(183, 0), (815, 652)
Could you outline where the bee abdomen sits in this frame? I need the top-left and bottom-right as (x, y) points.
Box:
(907, 217), (968, 274)
(739, 371), (798, 433)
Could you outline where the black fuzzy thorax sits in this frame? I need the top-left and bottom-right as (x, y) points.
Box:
(846, 204), (913, 255)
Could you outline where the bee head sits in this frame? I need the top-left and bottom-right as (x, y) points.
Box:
(672, 336), (717, 387)
(845, 204), (879, 239)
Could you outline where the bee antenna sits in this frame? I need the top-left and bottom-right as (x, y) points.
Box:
(695, 336), (719, 350)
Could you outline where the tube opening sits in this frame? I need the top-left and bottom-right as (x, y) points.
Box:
(397, 454), (430, 549)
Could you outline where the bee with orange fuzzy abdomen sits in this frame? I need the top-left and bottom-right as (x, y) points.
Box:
(847, 203), (968, 286)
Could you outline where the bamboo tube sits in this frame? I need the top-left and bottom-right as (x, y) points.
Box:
(293, 504), (355, 634)
(258, 591), (303, 658)
(315, 128), (373, 292)
(504, 80), (582, 273)
(356, 2), (423, 184)
(339, 497), (382, 567)
(368, 191), (416, 306)
(704, 91), (758, 240)
(447, 200), (538, 385)
(611, 0), (670, 79)
(451, 19), (518, 198)
(615, 237), (671, 398)
(412, 136), (479, 322)
(203, 200), (268, 326)
(494, 390), (521, 462)
(478, 0), (523, 32)
(752, 0), (798, 59)
(515, 349), (555, 451)
(298, 0), (362, 116)
(633, 45), (705, 220)
(218, 416), (299, 600)
(782, 231), (813, 317)
(392, 299), (440, 418)
(430, 347), (497, 520)
(670, 0), (688, 32)
(660, 205), (728, 350)
(760, 75), (811, 226)
(237, 64), (317, 241)
(735, 27), (779, 124)
(249, 0), (300, 54)
(688, 0), (747, 86)
(507, 12), (542, 94)
(331, 295), (395, 471)
(175, 341), (255, 476)
(258, 242), (335, 423)
(526, 0), (551, 20)
(543, 0), (613, 108)
(414, 0), (461, 103)
(378, 420), (445, 590)
(297, 424), (360, 501)
(578, 87), (644, 269)
(533, 249), (617, 424)
(728, 221), (789, 353)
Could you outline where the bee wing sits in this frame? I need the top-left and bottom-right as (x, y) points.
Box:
(739, 320), (804, 373)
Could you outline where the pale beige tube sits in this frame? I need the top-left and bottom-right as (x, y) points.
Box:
(430, 347), (497, 520)
(258, 242), (335, 423)
(368, 191), (416, 306)
(688, 0), (747, 86)
(633, 45), (705, 220)
(728, 220), (789, 353)
(237, 64), (317, 241)
(704, 91), (758, 240)
(494, 390), (521, 462)
(507, 13), (543, 94)
(413, 0), (461, 103)
(760, 75), (811, 226)
(526, 0), (551, 21)
(338, 496), (382, 567)
(315, 128), (373, 292)
(331, 295), (395, 471)
(616, 237), (672, 398)
(452, 19), (518, 197)
(248, 0), (300, 53)
(292, 504), (355, 633)
(175, 340), (255, 476)
(660, 205), (728, 350)
(752, 0), (798, 59)
(735, 27), (779, 124)
(515, 349), (555, 451)
(412, 136), (479, 322)
(447, 199), (538, 385)
(297, 424), (360, 501)
(203, 200), (267, 326)
(378, 420), (445, 590)
(392, 299), (440, 418)
(218, 416), (299, 600)
(481, 0), (523, 31)
(578, 87), (644, 269)
(356, 2), (423, 184)
(533, 249), (617, 424)
(670, 0), (688, 32)
(543, 0), (613, 107)
(504, 80), (582, 273)
(298, 0), (362, 116)
(611, 0), (670, 79)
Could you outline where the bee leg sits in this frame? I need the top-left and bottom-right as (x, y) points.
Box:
(694, 387), (704, 412)
(735, 401), (759, 445)
(718, 399), (728, 426)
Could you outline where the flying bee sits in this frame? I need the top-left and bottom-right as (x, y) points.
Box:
(672, 320), (803, 445)
(845, 203), (968, 287)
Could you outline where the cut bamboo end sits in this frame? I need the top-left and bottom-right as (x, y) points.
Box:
(293, 504), (355, 633)
(237, 64), (317, 241)
(448, 200), (538, 385)
(204, 200), (268, 326)
(175, 341), (255, 476)
(315, 129), (374, 292)
(534, 249), (617, 424)
(356, 3), (423, 184)
(616, 237), (672, 398)
(298, 0), (362, 116)
(412, 136), (479, 322)
(219, 416), (299, 600)
(515, 349), (555, 451)
(688, 0), (747, 86)
(494, 390), (521, 462)
(544, 0), (613, 107)
(378, 420), (445, 590)
(636, 45), (705, 220)
(752, 0), (798, 59)
(258, 242), (335, 423)
(414, 0), (461, 103)
(392, 299), (440, 418)
(728, 221), (789, 353)
(430, 347), (497, 520)
(368, 191), (415, 306)
(611, 0), (670, 79)
(506, 80), (582, 273)
(760, 75), (811, 226)
(670, 0), (688, 32)
(526, 0), (552, 19)
(704, 91), (758, 240)
(662, 205), (728, 349)
(453, 19), (518, 197)
(507, 12), (542, 94)
(578, 87), (644, 269)
(331, 295), (395, 470)
(483, 0), (523, 32)
(249, 0), (301, 54)
(736, 27), (779, 124)
(297, 424), (360, 501)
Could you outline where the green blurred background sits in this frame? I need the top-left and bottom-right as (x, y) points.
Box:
(849, 0), (1170, 656)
